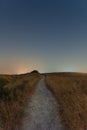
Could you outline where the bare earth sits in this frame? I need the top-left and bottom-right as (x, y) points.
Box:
(22, 76), (64, 130)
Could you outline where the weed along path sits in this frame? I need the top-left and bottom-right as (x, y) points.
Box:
(22, 76), (64, 130)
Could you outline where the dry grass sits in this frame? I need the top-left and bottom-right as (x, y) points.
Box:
(0, 71), (41, 130)
(46, 72), (87, 130)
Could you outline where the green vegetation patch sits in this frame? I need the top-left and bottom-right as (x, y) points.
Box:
(0, 77), (9, 87)
(0, 77), (9, 99)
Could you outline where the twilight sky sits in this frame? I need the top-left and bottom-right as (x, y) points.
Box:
(0, 0), (87, 74)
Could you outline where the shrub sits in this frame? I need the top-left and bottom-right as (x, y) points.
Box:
(0, 78), (9, 99)
(0, 77), (9, 87)
(31, 70), (39, 73)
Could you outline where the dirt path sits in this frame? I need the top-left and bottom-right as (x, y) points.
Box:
(22, 76), (64, 130)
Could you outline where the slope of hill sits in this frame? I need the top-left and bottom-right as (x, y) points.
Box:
(0, 71), (41, 130)
(1, 71), (87, 130)
(46, 72), (87, 130)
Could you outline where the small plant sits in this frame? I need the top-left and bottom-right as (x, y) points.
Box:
(0, 77), (9, 87)
(0, 78), (9, 99)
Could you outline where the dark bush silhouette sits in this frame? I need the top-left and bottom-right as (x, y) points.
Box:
(0, 77), (9, 87)
(0, 78), (9, 99)
(31, 70), (39, 73)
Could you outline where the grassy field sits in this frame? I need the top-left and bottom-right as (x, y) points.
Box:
(46, 72), (87, 130)
(0, 71), (41, 130)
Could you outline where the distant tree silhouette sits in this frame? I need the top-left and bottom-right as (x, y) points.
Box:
(31, 70), (39, 73)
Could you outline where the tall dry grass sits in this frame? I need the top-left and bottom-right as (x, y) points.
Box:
(46, 72), (87, 130)
(0, 72), (41, 130)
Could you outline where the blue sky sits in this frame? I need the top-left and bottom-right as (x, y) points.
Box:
(0, 0), (87, 74)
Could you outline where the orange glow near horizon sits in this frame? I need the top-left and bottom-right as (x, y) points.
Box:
(0, 58), (46, 74)
(0, 58), (87, 74)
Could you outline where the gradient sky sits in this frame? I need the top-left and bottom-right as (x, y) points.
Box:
(0, 0), (87, 74)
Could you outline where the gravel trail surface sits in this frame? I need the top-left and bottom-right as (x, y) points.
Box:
(22, 76), (64, 130)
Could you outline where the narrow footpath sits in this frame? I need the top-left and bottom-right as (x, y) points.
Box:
(22, 76), (64, 130)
